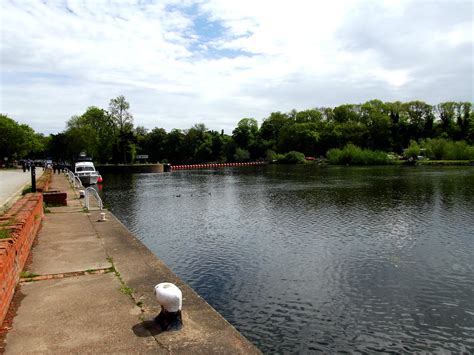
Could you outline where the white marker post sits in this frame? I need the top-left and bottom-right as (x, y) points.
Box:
(153, 283), (183, 330)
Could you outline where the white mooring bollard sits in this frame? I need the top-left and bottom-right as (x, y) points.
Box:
(100, 212), (106, 221)
(153, 282), (183, 330)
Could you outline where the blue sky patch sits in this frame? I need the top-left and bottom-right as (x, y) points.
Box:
(167, 2), (252, 60)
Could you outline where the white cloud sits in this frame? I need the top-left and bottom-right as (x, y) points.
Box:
(0, 0), (472, 135)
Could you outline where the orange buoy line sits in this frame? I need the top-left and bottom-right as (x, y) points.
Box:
(170, 162), (265, 170)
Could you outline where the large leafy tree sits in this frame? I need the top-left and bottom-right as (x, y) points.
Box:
(109, 95), (133, 133)
(259, 112), (292, 150)
(62, 107), (115, 163)
(108, 95), (135, 163)
(0, 114), (45, 160)
(141, 127), (167, 163)
(232, 118), (258, 150)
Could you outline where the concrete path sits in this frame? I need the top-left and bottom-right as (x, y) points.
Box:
(0, 169), (40, 211)
(2, 174), (260, 354)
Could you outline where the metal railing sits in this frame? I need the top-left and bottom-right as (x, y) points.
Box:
(65, 168), (84, 189)
(64, 168), (103, 211)
(84, 186), (103, 211)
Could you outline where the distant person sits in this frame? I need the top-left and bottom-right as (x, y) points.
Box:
(22, 160), (26, 172)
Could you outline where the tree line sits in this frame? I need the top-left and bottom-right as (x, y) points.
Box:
(1, 97), (473, 165)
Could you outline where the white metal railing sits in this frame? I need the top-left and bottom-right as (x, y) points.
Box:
(84, 186), (103, 211)
(65, 168), (84, 189)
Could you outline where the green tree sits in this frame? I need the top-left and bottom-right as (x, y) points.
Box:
(436, 102), (456, 134)
(455, 102), (472, 140)
(404, 140), (421, 159)
(332, 104), (360, 124)
(141, 127), (167, 163)
(109, 95), (133, 133)
(108, 96), (134, 163)
(0, 114), (45, 160)
(404, 101), (434, 139)
(232, 118), (258, 150)
(360, 100), (392, 151)
(234, 147), (250, 162)
(64, 107), (115, 163)
(295, 109), (323, 123)
(165, 129), (186, 163)
(278, 123), (319, 155)
(259, 112), (291, 150)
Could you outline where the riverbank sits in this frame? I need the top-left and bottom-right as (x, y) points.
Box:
(1, 174), (259, 354)
(324, 160), (474, 167)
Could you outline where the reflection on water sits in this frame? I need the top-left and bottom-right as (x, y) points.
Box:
(101, 166), (474, 353)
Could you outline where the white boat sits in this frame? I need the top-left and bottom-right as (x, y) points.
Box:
(74, 155), (99, 185)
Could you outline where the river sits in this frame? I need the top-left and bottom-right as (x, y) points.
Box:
(100, 165), (474, 353)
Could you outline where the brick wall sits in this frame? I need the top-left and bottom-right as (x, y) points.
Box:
(36, 170), (52, 192)
(0, 193), (44, 325)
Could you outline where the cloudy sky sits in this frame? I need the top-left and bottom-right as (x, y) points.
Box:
(1, 0), (472, 135)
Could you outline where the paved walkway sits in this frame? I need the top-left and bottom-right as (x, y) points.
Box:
(0, 169), (40, 211)
(2, 174), (259, 354)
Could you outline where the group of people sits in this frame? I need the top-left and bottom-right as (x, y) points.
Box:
(51, 162), (66, 174)
(20, 159), (67, 174)
(20, 159), (34, 172)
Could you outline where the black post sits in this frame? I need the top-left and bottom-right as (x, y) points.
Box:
(31, 165), (36, 192)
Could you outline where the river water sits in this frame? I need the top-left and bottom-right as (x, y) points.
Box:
(101, 165), (474, 353)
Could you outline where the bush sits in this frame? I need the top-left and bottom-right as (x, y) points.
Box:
(422, 138), (474, 160)
(281, 151), (306, 164)
(273, 151), (306, 164)
(327, 144), (389, 165)
(404, 140), (420, 159)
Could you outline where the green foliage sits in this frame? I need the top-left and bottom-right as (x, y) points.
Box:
(120, 286), (135, 296)
(0, 229), (10, 239)
(0, 114), (45, 160)
(278, 123), (320, 155)
(265, 150), (277, 162)
(404, 140), (421, 159)
(327, 144), (389, 165)
(5, 98), (472, 167)
(232, 118), (258, 149)
(422, 138), (474, 160)
(22, 186), (33, 195)
(20, 271), (39, 278)
(275, 151), (306, 164)
(234, 148), (250, 162)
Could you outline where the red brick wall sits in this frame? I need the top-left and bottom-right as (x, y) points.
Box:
(0, 193), (44, 325)
(36, 170), (52, 192)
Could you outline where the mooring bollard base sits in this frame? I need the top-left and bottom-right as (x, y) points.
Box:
(154, 309), (183, 331)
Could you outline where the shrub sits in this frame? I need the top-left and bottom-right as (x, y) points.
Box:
(422, 138), (474, 160)
(404, 140), (420, 159)
(276, 151), (306, 164)
(327, 144), (389, 165)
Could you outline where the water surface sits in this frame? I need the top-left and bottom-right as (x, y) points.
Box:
(101, 165), (474, 353)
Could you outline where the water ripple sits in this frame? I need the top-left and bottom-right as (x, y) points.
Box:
(102, 166), (474, 353)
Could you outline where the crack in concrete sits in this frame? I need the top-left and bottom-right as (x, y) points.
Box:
(19, 267), (114, 283)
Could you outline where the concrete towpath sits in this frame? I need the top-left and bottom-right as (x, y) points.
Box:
(2, 173), (259, 354)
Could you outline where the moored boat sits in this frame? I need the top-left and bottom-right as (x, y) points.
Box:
(74, 153), (100, 185)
